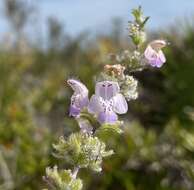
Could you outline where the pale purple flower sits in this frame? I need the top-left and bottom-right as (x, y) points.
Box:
(144, 40), (167, 68)
(76, 117), (93, 134)
(88, 81), (128, 124)
(67, 79), (89, 117)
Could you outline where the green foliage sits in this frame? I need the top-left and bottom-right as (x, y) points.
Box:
(85, 120), (194, 190)
(53, 133), (114, 172)
(44, 166), (83, 190)
(132, 6), (149, 27)
(96, 123), (123, 135)
(45, 6), (156, 190)
(0, 1), (194, 189)
(129, 6), (149, 46)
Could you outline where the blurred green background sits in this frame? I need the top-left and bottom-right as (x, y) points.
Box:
(1, 0), (194, 189)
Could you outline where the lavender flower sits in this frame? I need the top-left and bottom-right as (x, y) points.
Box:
(144, 40), (167, 68)
(76, 117), (93, 134)
(67, 79), (89, 117)
(88, 81), (128, 124)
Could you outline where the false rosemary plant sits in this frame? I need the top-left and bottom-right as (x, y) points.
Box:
(43, 6), (167, 190)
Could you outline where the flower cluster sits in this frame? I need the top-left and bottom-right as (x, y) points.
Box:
(68, 79), (128, 126)
(43, 166), (83, 190)
(53, 133), (114, 172)
(44, 6), (168, 190)
(128, 6), (149, 46)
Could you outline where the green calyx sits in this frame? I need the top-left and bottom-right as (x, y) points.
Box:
(53, 133), (114, 172)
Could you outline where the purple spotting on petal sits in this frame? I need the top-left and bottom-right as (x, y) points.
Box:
(88, 81), (128, 124)
(69, 105), (81, 117)
(107, 81), (120, 99)
(98, 111), (118, 124)
(95, 81), (119, 100)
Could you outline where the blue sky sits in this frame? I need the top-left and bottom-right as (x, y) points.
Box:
(0, 0), (194, 37)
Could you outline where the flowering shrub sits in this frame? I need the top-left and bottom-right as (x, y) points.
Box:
(43, 6), (167, 190)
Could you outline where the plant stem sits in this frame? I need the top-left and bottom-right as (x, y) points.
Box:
(72, 167), (80, 179)
(0, 148), (14, 189)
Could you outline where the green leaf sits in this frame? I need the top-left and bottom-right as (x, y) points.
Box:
(140, 16), (150, 28)
(96, 123), (123, 135)
(132, 6), (142, 22)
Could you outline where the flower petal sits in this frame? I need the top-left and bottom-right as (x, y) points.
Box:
(69, 105), (81, 117)
(113, 93), (128, 114)
(158, 50), (166, 63)
(79, 96), (89, 108)
(68, 79), (89, 118)
(88, 95), (103, 114)
(144, 45), (154, 59)
(144, 45), (166, 67)
(95, 81), (119, 100)
(71, 94), (89, 109)
(67, 79), (88, 95)
(150, 40), (167, 50)
(76, 117), (93, 134)
(98, 111), (118, 124)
